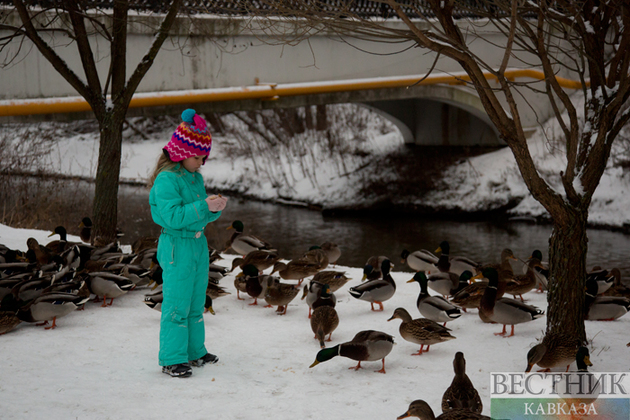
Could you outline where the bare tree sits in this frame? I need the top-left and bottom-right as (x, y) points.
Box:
(1, 0), (182, 243)
(215, 0), (630, 344)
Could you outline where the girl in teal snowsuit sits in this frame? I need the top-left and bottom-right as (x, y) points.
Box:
(149, 109), (228, 378)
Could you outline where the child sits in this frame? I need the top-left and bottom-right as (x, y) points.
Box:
(148, 109), (228, 378)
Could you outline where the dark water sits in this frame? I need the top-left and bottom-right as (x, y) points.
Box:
(118, 185), (630, 277)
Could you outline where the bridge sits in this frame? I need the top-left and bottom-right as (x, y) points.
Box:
(0, 9), (581, 146)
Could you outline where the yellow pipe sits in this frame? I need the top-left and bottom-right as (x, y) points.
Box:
(0, 69), (586, 117)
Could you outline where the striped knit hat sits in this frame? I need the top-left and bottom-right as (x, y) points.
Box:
(163, 109), (212, 163)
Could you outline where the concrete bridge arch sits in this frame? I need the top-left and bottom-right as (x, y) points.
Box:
(363, 84), (501, 146)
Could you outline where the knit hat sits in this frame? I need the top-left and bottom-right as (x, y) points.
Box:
(163, 109), (212, 163)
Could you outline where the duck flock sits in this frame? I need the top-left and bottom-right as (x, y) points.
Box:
(2, 218), (630, 419)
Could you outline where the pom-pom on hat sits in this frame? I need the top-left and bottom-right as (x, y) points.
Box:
(163, 109), (212, 163)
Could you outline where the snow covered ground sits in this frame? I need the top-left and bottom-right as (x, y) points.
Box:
(1, 223), (629, 420)
(2, 96), (630, 419)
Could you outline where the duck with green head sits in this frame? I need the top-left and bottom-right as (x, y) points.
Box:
(408, 271), (462, 325)
(349, 258), (396, 312)
(309, 330), (394, 373)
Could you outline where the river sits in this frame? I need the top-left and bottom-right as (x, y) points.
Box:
(117, 185), (630, 277)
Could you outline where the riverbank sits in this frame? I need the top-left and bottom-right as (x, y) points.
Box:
(2, 100), (630, 231)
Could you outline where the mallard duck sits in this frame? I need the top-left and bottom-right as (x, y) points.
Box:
(144, 285), (163, 311)
(0, 311), (21, 335)
(425, 271), (462, 297)
(16, 291), (88, 329)
(299, 246), (329, 271)
(78, 217), (92, 243)
(11, 277), (52, 303)
(0, 244), (28, 264)
(442, 352), (483, 413)
(387, 307), (455, 355)
(361, 255), (390, 281)
(26, 237), (55, 266)
(271, 259), (322, 284)
(263, 277), (299, 315)
(86, 271), (135, 307)
(0, 276), (33, 302)
(523, 249), (548, 291)
(310, 305), (339, 348)
(476, 267), (544, 337)
(208, 263), (228, 284)
(401, 249), (439, 273)
(349, 258), (396, 311)
(233, 267), (250, 300)
(311, 270), (351, 293)
(397, 400), (491, 420)
(585, 276), (630, 320)
(602, 268), (630, 298)
(230, 250), (280, 273)
(435, 241), (482, 276)
(450, 264), (512, 314)
(46, 226), (81, 254)
(320, 242), (341, 265)
(225, 220), (275, 255)
(206, 282), (231, 299)
(309, 330), (395, 373)
(408, 271), (462, 325)
(587, 267), (616, 295)
(556, 346), (599, 405)
(241, 264), (269, 305)
(481, 248), (517, 283)
(525, 332), (579, 372)
(131, 236), (158, 254)
(43, 279), (90, 309)
(505, 257), (544, 301)
(302, 281), (336, 318)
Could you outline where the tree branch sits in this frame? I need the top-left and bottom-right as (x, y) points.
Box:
(11, 0), (91, 100)
(119, 0), (182, 111)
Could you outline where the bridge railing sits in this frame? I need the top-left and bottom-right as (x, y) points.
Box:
(0, 0), (503, 19)
(0, 69), (586, 118)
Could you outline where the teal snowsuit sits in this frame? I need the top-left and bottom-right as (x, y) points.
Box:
(149, 164), (221, 367)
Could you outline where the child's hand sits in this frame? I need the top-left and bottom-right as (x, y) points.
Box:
(206, 194), (228, 212)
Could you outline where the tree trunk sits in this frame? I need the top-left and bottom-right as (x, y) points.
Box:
(91, 112), (126, 245)
(316, 105), (328, 131)
(546, 206), (588, 344)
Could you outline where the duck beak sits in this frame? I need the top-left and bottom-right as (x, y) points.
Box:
(205, 306), (215, 315)
(525, 363), (533, 373)
(406, 278), (414, 283)
(309, 360), (320, 368)
(361, 274), (367, 281)
(470, 272), (485, 282)
(397, 411), (411, 419)
(584, 356), (593, 367)
(386, 316), (395, 322)
(435, 246), (442, 253)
